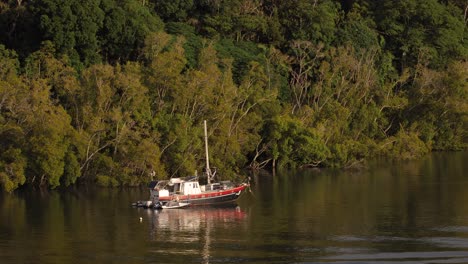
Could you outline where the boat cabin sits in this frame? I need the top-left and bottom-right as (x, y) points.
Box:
(150, 178), (203, 201)
(148, 178), (236, 202)
(179, 181), (201, 195)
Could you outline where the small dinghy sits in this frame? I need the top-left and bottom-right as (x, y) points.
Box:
(132, 200), (153, 208)
(132, 200), (163, 210)
(162, 201), (191, 209)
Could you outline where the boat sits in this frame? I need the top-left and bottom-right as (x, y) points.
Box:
(147, 120), (249, 206)
(132, 200), (163, 209)
(150, 177), (248, 206)
(161, 201), (191, 209)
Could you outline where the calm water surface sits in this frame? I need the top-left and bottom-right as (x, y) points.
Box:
(1, 152), (468, 263)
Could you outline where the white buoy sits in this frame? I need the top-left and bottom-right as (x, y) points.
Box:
(139, 217), (143, 222)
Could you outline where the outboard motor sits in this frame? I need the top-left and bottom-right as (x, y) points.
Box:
(148, 181), (159, 204)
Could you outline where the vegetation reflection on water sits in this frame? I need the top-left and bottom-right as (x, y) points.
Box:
(1, 152), (468, 263)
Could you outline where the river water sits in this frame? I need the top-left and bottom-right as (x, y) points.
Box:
(1, 152), (467, 263)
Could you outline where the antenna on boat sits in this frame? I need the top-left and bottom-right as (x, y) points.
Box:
(204, 120), (212, 184)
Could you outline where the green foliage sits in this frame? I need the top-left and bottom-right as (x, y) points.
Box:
(404, 61), (468, 150)
(25, 81), (72, 188)
(335, 4), (380, 51)
(372, 0), (467, 69)
(31, 0), (105, 67)
(61, 145), (81, 187)
(0, 147), (27, 192)
(0, 0), (466, 192)
(0, 2), (41, 59)
(165, 22), (203, 68)
(0, 44), (19, 78)
(263, 116), (330, 169)
(153, 0), (194, 21)
(382, 127), (430, 160)
(215, 39), (263, 84)
(96, 174), (120, 187)
(327, 139), (374, 168)
(100, 0), (164, 62)
(156, 114), (202, 178)
(275, 0), (341, 45)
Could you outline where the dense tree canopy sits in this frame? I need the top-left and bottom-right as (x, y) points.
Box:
(0, 0), (466, 191)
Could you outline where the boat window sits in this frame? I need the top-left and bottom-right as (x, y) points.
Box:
(174, 183), (180, 193)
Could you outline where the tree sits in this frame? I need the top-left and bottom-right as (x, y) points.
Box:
(0, 45), (27, 191)
(273, 0), (340, 45)
(0, 1), (41, 59)
(372, 0), (467, 69)
(262, 115), (330, 169)
(25, 86), (73, 188)
(153, 0), (194, 21)
(99, 0), (164, 62)
(0, 146), (27, 192)
(404, 60), (468, 150)
(334, 1), (380, 51)
(31, 0), (105, 67)
(143, 33), (187, 114)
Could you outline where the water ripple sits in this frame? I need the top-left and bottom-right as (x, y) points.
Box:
(433, 226), (468, 233)
(321, 251), (468, 263)
(420, 237), (468, 248)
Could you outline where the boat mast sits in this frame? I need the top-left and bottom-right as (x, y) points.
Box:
(204, 120), (212, 184)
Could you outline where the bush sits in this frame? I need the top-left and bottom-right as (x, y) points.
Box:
(96, 174), (120, 187)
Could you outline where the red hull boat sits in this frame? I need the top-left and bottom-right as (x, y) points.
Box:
(145, 120), (249, 207)
(150, 179), (248, 206)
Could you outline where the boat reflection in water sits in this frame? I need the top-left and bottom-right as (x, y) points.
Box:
(147, 206), (248, 263)
(150, 206), (247, 232)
